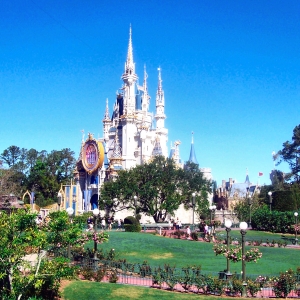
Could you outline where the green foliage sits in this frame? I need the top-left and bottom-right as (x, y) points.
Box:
(228, 277), (244, 296)
(191, 231), (198, 241)
(124, 216), (139, 225)
(277, 124), (300, 183)
(123, 216), (141, 232)
(233, 192), (261, 224)
(123, 224), (141, 232)
(0, 145), (76, 202)
(273, 269), (297, 298)
(100, 156), (211, 222)
(80, 266), (95, 281)
(251, 207), (296, 233)
(247, 279), (261, 297)
(108, 270), (118, 283)
(271, 190), (297, 211)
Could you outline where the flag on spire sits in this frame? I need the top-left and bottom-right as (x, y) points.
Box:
(258, 172), (263, 176)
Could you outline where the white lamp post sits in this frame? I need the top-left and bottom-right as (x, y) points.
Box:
(225, 219), (232, 277)
(192, 192), (196, 229)
(57, 192), (62, 211)
(294, 212), (298, 245)
(268, 191), (272, 212)
(240, 221), (248, 297)
(209, 205), (217, 238)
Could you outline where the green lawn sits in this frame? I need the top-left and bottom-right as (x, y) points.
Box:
(62, 281), (253, 300)
(85, 230), (300, 277)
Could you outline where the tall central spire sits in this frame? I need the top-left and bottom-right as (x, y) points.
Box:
(125, 25), (134, 75)
(188, 132), (199, 165)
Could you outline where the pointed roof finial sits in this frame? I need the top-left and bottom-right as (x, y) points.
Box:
(245, 168), (250, 184)
(188, 132), (198, 165)
(125, 25), (134, 73)
(157, 67), (162, 93)
(104, 98), (110, 120)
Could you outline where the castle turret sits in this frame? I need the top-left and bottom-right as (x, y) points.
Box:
(188, 132), (199, 165)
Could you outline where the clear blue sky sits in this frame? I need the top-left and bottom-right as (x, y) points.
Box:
(0, 0), (299, 186)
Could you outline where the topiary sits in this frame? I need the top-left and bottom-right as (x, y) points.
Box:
(124, 216), (139, 225)
(124, 216), (141, 232)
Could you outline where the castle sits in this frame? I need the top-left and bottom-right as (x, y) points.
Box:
(59, 28), (212, 223)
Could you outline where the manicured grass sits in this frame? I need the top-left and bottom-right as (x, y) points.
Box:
(62, 281), (251, 300)
(86, 230), (300, 277)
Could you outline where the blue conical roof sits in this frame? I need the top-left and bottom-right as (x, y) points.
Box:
(188, 143), (198, 165)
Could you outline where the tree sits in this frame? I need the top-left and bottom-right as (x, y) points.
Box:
(0, 209), (48, 298)
(0, 145), (76, 205)
(233, 192), (261, 223)
(0, 209), (108, 299)
(277, 124), (300, 183)
(0, 163), (24, 196)
(0, 145), (22, 168)
(100, 156), (212, 223)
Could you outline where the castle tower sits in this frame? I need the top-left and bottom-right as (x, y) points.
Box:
(154, 68), (168, 157)
(103, 99), (111, 143)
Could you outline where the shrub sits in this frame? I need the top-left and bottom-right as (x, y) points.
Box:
(273, 269), (297, 298)
(108, 270), (118, 283)
(139, 260), (152, 277)
(94, 267), (106, 282)
(191, 232), (198, 241)
(124, 224), (142, 232)
(80, 266), (94, 280)
(228, 277), (244, 296)
(247, 279), (261, 297)
(124, 216), (139, 225)
(124, 216), (141, 232)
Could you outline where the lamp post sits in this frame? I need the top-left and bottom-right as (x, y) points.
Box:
(240, 221), (248, 297)
(66, 207), (74, 260)
(225, 219), (232, 278)
(247, 187), (252, 227)
(209, 205), (216, 237)
(93, 208), (100, 260)
(192, 192), (196, 230)
(134, 195), (137, 218)
(268, 191), (272, 212)
(220, 208), (225, 225)
(57, 192), (62, 211)
(294, 212), (298, 245)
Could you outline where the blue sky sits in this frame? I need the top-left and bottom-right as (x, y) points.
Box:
(0, 0), (299, 186)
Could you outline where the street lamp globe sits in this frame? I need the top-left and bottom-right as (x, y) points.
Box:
(268, 191), (272, 197)
(66, 207), (74, 216)
(294, 212), (299, 217)
(225, 219), (232, 229)
(240, 221), (248, 231)
(192, 192), (196, 197)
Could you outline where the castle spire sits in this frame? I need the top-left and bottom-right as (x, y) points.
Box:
(157, 67), (164, 104)
(121, 26), (138, 115)
(141, 64), (150, 111)
(245, 168), (250, 184)
(188, 132), (199, 165)
(104, 98), (110, 120)
(103, 98), (111, 143)
(155, 67), (166, 129)
(125, 25), (134, 75)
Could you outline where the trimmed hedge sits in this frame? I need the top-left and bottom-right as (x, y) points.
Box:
(124, 216), (141, 232)
(251, 207), (296, 233)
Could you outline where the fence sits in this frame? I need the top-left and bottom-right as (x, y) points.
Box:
(70, 256), (300, 298)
